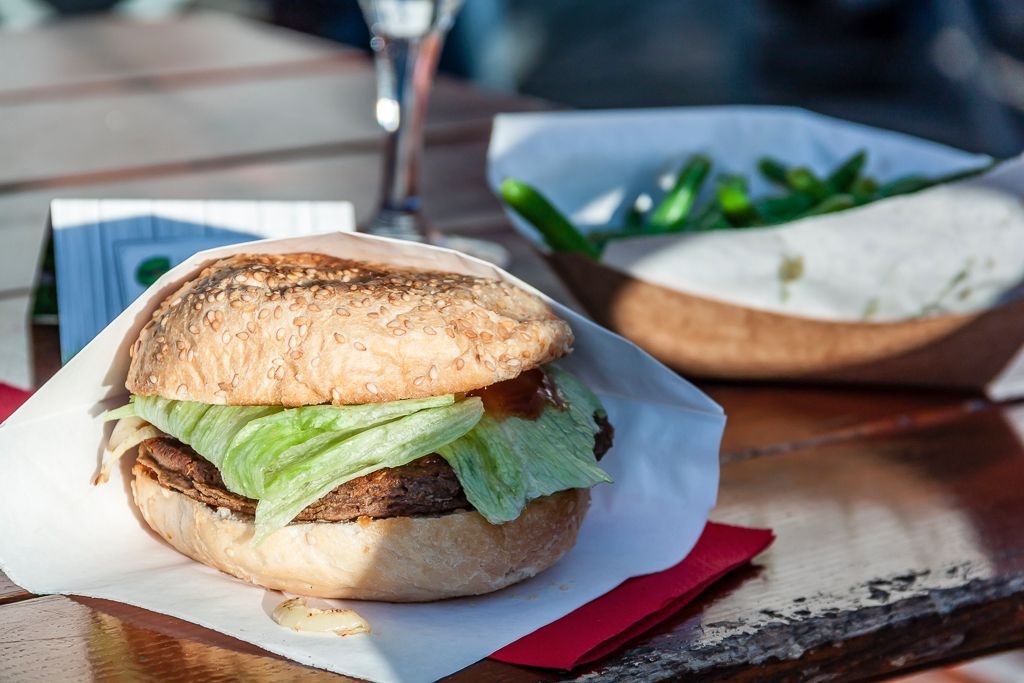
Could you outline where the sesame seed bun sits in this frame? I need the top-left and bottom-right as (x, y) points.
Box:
(126, 253), (574, 405)
(132, 461), (590, 601)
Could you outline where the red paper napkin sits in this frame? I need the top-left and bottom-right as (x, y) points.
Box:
(0, 383), (32, 423)
(491, 522), (774, 670)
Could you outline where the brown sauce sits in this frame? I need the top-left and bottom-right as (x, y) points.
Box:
(468, 368), (565, 420)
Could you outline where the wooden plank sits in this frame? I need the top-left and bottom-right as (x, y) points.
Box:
(0, 595), (346, 681)
(0, 67), (543, 189)
(549, 405), (1024, 680)
(0, 11), (355, 100)
(707, 383), (983, 460)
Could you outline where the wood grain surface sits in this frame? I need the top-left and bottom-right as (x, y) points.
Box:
(0, 68), (540, 189)
(1, 10), (1022, 683)
(0, 11), (354, 100)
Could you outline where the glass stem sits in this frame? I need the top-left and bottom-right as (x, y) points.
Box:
(369, 29), (446, 239)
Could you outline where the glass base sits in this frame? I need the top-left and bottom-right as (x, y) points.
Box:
(362, 209), (510, 267)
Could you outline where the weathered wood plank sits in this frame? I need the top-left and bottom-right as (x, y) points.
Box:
(0, 11), (354, 100)
(0, 595), (347, 681)
(707, 383), (981, 460)
(0, 67), (542, 189)
(558, 405), (1024, 680)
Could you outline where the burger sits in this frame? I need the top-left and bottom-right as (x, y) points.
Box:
(101, 252), (613, 602)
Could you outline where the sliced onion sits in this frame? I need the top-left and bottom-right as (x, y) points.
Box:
(94, 416), (161, 485)
(271, 597), (371, 636)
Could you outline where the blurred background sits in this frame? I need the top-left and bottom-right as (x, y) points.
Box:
(2, 0), (1024, 156)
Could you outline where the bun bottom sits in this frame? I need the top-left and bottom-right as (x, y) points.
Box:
(132, 463), (589, 602)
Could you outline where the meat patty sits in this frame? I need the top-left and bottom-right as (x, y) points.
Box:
(135, 412), (614, 523)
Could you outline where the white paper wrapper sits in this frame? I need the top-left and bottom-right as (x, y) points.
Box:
(0, 231), (722, 683)
(487, 106), (1013, 323)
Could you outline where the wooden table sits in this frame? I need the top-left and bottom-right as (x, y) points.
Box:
(2, 12), (1023, 682)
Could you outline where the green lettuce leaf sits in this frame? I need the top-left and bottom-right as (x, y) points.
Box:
(108, 366), (611, 542)
(128, 394), (458, 498)
(254, 397), (484, 542)
(436, 366), (612, 524)
(223, 396), (455, 497)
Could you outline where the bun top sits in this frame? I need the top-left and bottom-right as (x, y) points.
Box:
(126, 253), (573, 406)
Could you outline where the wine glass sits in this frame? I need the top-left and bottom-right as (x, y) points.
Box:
(358, 0), (509, 265)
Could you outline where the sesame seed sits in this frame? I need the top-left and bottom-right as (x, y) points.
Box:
(177, 384), (187, 396)
(221, 331), (231, 345)
(423, 326), (436, 335)
(272, 357), (284, 366)
(413, 376), (425, 386)
(290, 350), (303, 360)
(308, 304), (321, 312)
(275, 366), (286, 380)
(366, 383), (379, 395)
(331, 388), (342, 402)
(266, 367), (276, 380)
(367, 312), (379, 319)
(480, 331), (494, 342)
(354, 341), (367, 351)
(246, 322), (257, 334)
(189, 324), (200, 335)
(429, 365), (438, 381)
(456, 358), (465, 370)
(148, 375), (158, 384)
(237, 332), (250, 341)
(258, 309), (271, 320)
(392, 329), (406, 336)
(311, 356), (321, 367)
(335, 307), (350, 317)
(445, 328), (456, 338)
(187, 349), (195, 362)
(485, 360), (496, 371)
(293, 317), (308, 327)
(274, 306), (283, 320)
(298, 325), (308, 337)
(334, 333), (346, 344)
(230, 300), (243, 309)
(275, 328), (285, 341)
(288, 335), (298, 349)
